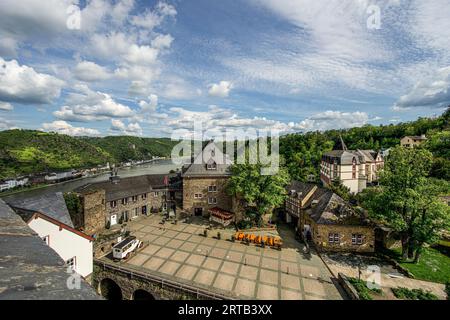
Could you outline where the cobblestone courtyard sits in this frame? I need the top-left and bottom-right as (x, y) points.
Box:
(102, 215), (343, 300)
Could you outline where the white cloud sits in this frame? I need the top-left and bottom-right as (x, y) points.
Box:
(0, 102), (13, 111)
(74, 61), (111, 82)
(393, 66), (450, 110)
(0, 57), (64, 104)
(41, 120), (100, 136)
(151, 34), (174, 50)
(139, 94), (158, 112)
(165, 106), (371, 138)
(131, 1), (177, 29)
(54, 85), (133, 122)
(208, 81), (233, 98)
(296, 110), (370, 131)
(124, 44), (159, 65)
(110, 119), (142, 135)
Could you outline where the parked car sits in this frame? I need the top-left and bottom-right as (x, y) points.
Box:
(112, 236), (142, 260)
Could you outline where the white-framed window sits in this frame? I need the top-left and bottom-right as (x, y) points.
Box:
(65, 256), (76, 271)
(208, 197), (217, 204)
(132, 195), (138, 202)
(352, 234), (363, 245)
(42, 235), (50, 246)
(110, 200), (117, 208)
(142, 193), (147, 200)
(206, 161), (217, 170)
(153, 191), (159, 197)
(208, 185), (217, 192)
(122, 198), (128, 205)
(132, 207), (139, 218)
(194, 193), (203, 199)
(328, 233), (340, 244)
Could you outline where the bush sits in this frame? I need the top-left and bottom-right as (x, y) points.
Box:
(391, 287), (438, 300)
(348, 277), (382, 300)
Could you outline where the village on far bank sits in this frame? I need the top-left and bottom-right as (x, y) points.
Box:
(1, 124), (449, 301)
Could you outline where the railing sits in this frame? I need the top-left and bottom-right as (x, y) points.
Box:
(94, 259), (234, 300)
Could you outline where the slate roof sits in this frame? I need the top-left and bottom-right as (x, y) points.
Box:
(75, 174), (170, 202)
(6, 192), (74, 228)
(0, 199), (100, 300)
(403, 135), (427, 140)
(182, 140), (232, 177)
(287, 181), (370, 226)
(286, 181), (316, 198)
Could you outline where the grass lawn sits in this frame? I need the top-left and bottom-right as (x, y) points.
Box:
(387, 246), (450, 284)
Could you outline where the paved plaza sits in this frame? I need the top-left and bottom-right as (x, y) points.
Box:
(103, 215), (343, 300)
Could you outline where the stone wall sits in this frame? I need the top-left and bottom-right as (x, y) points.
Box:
(183, 177), (232, 216)
(81, 190), (106, 236)
(93, 263), (216, 300)
(314, 223), (375, 253)
(105, 190), (166, 224)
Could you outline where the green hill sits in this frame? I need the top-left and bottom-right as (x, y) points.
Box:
(0, 130), (180, 179)
(82, 136), (179, 163)
(0, 130), (113, 179)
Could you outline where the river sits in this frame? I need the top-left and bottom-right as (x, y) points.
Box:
(1, 159), (181, 202)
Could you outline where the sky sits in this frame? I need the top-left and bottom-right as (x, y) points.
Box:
(0, 0), (449, 138)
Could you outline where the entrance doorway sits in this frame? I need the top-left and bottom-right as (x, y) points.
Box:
(110, 214), (117, 226)
(194, 207), (203, 216)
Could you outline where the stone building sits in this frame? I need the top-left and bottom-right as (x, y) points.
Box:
(320, 137), (384, 194)
(74, 174), (177, 236)
(182, 140), (233, 218)
(400, 135), (427, 148)
(285, 181), (375, 253)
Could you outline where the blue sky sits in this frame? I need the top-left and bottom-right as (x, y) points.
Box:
(0, 0), (449, 137)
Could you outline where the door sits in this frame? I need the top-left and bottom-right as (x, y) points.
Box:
(110, 214), (117, 226)
(194, 207), (203, 216)
(142, 205), (147, 215)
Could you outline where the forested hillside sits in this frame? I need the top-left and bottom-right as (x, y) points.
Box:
(0, 130), (113, 179)
(0, 131), (179, 179)
(280, 107), (450, 182)
(81, 136), (179, 163)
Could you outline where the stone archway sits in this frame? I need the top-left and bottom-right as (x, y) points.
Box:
(133, 289), (155, 301)
(99, 278), (122, 300)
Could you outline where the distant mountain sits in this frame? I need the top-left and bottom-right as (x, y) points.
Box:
(0, 130), (179, 179)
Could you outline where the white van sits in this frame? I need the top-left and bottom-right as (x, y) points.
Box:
(112, 236), (142, 260)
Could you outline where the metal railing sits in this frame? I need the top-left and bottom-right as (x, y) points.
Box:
(94, 259), (235, 300)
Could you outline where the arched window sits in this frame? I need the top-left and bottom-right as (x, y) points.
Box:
(206, 159), (217, 170)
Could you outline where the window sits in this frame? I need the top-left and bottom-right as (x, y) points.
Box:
(132, 195), (138, 202)
(153, 192), (159, 197)
(66, 256), (76, 271)
(132, 207), (139, 218)
(142, 193), (147, 200)
(352, 234), (363, 245)
(208, 197), (217, 204)
(122, 198), (128, 205)
(208, 185), (217, 192)
(352, 157), (357, 179)
(110, 200), (117, 208)
(328, 233), (340, 244)
(194, 193), (203, 199)
(42, 235), (49, 245)
(206, 161), (217, 170)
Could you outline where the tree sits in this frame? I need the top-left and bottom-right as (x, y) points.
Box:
(360, 146), (450, 262)
(227, 163), (290, 226)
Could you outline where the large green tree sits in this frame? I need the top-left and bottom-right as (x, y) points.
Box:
(360, 146), (450, 262)
(227, 163), (290, 226)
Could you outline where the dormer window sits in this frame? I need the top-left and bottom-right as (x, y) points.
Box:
(206, 159), (217, 170)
